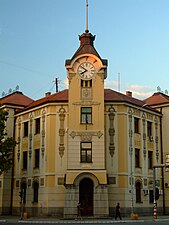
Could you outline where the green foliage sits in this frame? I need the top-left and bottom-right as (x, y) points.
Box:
(0, 108), (16, 175)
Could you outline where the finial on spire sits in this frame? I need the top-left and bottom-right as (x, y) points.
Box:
(85, 0), (89, 33)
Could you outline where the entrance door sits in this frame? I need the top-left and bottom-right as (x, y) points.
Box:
(79, 178), (93, 216)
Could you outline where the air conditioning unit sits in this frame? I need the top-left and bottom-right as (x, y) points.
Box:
(149, 136), (154, 141)
(143, 189), (149, 196)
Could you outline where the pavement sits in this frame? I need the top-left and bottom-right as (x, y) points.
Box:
(0, 215), (169, 223)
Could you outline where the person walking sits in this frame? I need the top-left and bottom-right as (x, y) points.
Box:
(115, 202), (122, 220)
(76, 202), (83, 220)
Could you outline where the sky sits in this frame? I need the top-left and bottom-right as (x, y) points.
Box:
(1, 0), (169, 100)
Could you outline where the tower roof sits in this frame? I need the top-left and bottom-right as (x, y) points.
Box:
(65, 31), (107, 66)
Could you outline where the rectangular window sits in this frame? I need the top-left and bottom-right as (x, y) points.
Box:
(24, 121), (28, 137)
(135, 148), (140, 168)
(148, 151), (153, 169)
(23, 151), (28, 170)
(134, 117), (139, 133)
(81, 107), (92, 124)
(149, 190), (154, 203)
(147, 121), (152, 137)
(34, 149), (40, 168)
(80, 142), (92, 163)
(35, 118), (40, 134)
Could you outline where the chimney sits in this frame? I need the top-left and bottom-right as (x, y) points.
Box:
(45, 92), (51, 97)
(126, 91), (132, 97)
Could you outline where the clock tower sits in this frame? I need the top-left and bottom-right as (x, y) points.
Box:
(64, 1), (108, 218)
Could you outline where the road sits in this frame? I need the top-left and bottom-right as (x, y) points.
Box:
(0, 219), (169, 225)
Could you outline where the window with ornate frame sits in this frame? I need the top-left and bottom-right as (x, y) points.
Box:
(81, 107), (92, 124)
(80, 142), (92, 163)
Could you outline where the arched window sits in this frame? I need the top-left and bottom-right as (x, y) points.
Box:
(33, 181), (39, 203)
(136, 181), (142, 203)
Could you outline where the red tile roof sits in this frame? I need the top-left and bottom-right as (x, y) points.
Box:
(144, 92), (169, 106)
(0, 91), (33, 108)
(24, 89), (68, 110)
(22, 89), (158, 114)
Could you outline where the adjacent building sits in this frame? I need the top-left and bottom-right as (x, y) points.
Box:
(0, 91), (33, 215)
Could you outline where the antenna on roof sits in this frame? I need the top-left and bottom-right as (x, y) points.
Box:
(165, 89), (168, 95)
(85, 0), (89, 33)
(157, 86), (161, 92)
(118, 72), (121, 92)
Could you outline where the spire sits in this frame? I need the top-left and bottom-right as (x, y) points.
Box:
(85, 0), (89, 33)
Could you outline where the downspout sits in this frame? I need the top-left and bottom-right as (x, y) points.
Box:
(160, 107), (165, 214)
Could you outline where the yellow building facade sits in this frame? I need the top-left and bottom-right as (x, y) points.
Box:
(10, 30), (164, 218)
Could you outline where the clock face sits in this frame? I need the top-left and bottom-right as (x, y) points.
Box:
(78, 62), (95, 79)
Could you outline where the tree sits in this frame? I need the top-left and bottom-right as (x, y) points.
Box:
(0, 108), (16, 175)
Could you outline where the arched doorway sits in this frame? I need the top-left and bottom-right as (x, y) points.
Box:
(79, 178), (93, 216)
(135, 181), (142, 203)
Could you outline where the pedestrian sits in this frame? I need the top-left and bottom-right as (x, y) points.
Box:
(115, 202), (122, 220)
(76, 202), (82, 220)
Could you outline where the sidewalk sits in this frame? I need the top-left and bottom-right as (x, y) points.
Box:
(0, 215), (169, 223)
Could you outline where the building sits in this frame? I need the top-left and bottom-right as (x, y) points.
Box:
(0, 91), (33, 215)
(10, 29), (163, 218)
(145, 91), (169, 214)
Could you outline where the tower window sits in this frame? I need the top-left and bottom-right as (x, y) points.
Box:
(134, 117), (139, 133)
(81, 79), (92, 88)
(34, 149), (40, 168)
(135, 148), (140, 168)
(147, 121), (152, 137)
(81, 107), (92, 124)
(23, 121), (28, 137)
(148, 151), (153, 169)
(80, 142), (92, 163)
(35, 118), (40, 134)
(22, 151), (28, 170)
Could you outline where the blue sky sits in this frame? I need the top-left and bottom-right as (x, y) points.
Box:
(1, 0), (169, 100)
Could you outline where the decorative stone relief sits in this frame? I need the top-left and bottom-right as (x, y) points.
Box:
(17, 117), (21, 161)
(108, 106), (115, 157)
(59, 106), (66, 158)
(81, 88), (92, 100)
(128, 108), (133, 156)
(69, 131), (103, 141)
(41, 109), (46, 157)
(155, 116), (159, 161)
(73, 101), (100, 106)
(29, 114), (33, 158)
(142, 117), (147, 159)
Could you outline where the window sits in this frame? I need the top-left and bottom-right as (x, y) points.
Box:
(33, 181), (39, 203)
(35, 118), (40, 134)
(23, 151), (28, 170)
(149, 190), (153, 203)
(81, 107), (92, 124)
(148, 151), (153, 169)
(80, 142), (92, 163)
(136, 181), (142, 203)
(135, 148), (140, 168)
(24, 121), (28, 137)
(81, 80), (92, 88)
(147, 121), (152, 137)
(134, 118), (139, 133)
(34, 149), (40, 168)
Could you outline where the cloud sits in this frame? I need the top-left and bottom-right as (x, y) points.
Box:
(126, 84), (154, 99)
(105, 80), (155, 100)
